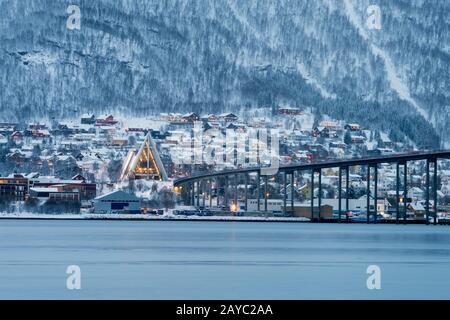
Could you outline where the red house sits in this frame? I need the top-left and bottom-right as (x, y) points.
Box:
(32, 129), (51, 139)
(96, 115), (118, 126)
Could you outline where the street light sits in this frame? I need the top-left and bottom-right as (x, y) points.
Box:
(230, 201), (239, 213)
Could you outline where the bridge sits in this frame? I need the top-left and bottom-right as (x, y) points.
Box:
(174, 150), (450, 224)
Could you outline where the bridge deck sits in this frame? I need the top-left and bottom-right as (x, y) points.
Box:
(174, 150), (450, 186)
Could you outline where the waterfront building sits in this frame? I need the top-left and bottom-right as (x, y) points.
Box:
(0, 174), (29, 201)
(29, 175), (96, 200)
(94, 190), (141, 214)
(29, 186), (81, 203)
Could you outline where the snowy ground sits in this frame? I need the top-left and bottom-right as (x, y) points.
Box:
(0, 212), (310, 222)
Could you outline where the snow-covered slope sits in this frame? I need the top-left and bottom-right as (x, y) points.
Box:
(0, 0), (448, 148)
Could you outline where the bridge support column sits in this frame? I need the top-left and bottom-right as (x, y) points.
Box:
(186, 184), (189, 206)
(291, 172), (295, 213)
(209, 180), (212, 208)
(264, 175), (268, 212)
(196, 181), (200, 208)
(426, 160), (430, 224)
(202, 180), (206, 208)
(338, 167), (342, 222)
(318, 169), (322, 222)
(208, 179), (212, 209)
(367, 165), (371, 224)
(244, 174), (248, 211)
(216, 177), (220, 208)
(311, 170), (315, 221)
(257, 171), (261, 212)
(185, 183), (192, 206)
(433, 159), (438, 225)
(224, 176), (228, 209)
(404, 162), (407, 223)
(346, 167), (349, 222)
(234, 174), (238, 208)
(396, 163), (400, 224)
(283, 171), (287, 216)
(374, 164), (378, 224)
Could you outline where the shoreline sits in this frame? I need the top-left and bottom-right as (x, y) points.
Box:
(0, 214), (448, 224)
(0, 213), (310, 223)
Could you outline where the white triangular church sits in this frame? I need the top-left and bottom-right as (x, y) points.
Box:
(120, 133), (168, 181)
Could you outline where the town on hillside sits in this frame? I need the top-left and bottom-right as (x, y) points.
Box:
(0, 107), (449, 220)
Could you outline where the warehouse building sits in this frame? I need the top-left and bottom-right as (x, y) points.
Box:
(94, 190), (141, 214)
(0, 174), (29, 200)
(29, 186), (80, 203)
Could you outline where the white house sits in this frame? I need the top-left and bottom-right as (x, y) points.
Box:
(409, 187), (424, 200)
(0, 134), (7, 145)
(322, 196), (386, 213)
(245, 199), (284, 212)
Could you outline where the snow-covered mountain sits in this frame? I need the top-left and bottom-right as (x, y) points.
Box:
(0, 0), (448, 148)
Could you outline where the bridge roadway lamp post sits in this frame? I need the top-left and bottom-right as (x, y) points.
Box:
(186, 184), (190, 206)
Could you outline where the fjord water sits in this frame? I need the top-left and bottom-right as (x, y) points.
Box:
(0, 220), (449, 299)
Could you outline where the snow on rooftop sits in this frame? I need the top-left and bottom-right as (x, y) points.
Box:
(30, 187), (59, 193)
(380, 132), (391, 142)
(121, 117), (166, 131)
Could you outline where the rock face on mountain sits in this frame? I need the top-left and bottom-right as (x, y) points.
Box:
(0, 0), (448, 148)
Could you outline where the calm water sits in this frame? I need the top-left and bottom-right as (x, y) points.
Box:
(0, 220), (449, 299)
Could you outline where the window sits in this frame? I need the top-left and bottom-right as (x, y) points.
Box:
(37, 192), (50, 197)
